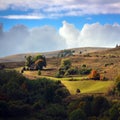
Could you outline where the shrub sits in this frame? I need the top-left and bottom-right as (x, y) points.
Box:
(61, 58), (71, 70)
(38, 70), (41, 75)
(76, 89), (80, 94)
(69, 108), (86, 120)
(79, 68), (92, 75)
(55, 87), (70, 99)
(107, 86), (116, 96)
(45, 104), (67, 120)
(109, 103), (120, 120)
(91, 96), (110, 116)
(58, 67), (66, 75)
(105, 63), (109, 67)
(65, 67), (78, 76)
(82, 64), (86, 68)
(115, 75), (120, 95)
(32, 100), (45, 111)
(55, 72), (63, 78)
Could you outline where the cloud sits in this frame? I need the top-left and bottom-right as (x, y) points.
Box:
(0, 0), (120, 19)
(0, 21), (120, 57)
(25, 26), (66, 52)
(1, 15), (45, 19)
(0, 24), (66, 57)
(59, 21), (120, 48)
(59, 21), (79, 48)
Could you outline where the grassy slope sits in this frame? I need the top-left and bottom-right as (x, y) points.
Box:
(4, 47), (120, 95)
(62, 80), (113, 94)
(23, 71), (114, 95)
(0, 47), (107, 63)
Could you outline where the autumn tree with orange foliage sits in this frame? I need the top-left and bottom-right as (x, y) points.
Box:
(89, 70), (100, 80)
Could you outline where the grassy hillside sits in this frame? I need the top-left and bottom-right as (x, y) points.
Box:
(22, 71), (114, 94)
(0, 47), (108, 63)
(62, 80), (113, 94)
(1, 47), (120, 95)
(3, 47), (120, 79)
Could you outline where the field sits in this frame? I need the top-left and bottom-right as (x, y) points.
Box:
(1, 47), (120, 95)
(22, 71), (114, 94)
(62, 80), (113, 94)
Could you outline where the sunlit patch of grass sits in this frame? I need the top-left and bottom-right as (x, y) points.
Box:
(62, 80), (114, 94)
(22, 71), (114, 95)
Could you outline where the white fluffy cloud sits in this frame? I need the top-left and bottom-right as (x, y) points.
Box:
(0, 21), (120, 57)
(59, 21), (79, 48)
(0, 24), (66, 57)
(59, 21), (120, 48)
(1, 0), (120, 19)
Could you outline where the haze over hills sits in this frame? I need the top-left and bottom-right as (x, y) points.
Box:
(0, 47), (109, 63)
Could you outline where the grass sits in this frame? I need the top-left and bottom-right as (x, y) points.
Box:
(62, 80), (114, 94)
(23, 71), (114, 95)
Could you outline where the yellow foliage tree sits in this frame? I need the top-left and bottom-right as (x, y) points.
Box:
(89, 70), (100, 80)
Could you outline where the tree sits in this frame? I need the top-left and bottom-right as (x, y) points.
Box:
(115, 75), (120, 95)
(76, 89), (80, 94)
(25, 54), (47, 70)
(91, 96), (109, 116)
(38, 70), (41, 75)
(35, 59), (45, 70)
(89, 70), (100, 80)
(69, 108), (86, 120)
(109, 104), (120, 120)
(25, 56), (33, 68)
(34, 54), (46, 67)
(61, 58), (71, 70)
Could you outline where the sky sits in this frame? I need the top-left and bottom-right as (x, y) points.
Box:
(0, 0), (120, 57)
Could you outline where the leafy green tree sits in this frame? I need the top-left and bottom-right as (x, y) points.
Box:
(34, 54), (46, 67)
(58, 50), (73, 57)
(25, 54), (46, 70)
(61, 58), (71, 70)
(35, 59), (45, 70)
(25, 56), (33, 68)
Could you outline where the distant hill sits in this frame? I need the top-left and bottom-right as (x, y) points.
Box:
(0, 47), (109, 63)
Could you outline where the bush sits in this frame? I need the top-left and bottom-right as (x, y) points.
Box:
(109, 103), (120, 120)
(69, 108), (86, 120)
(55, 87), (70, 99)
(79, 68), (92, 75)
(82, 64), (86, 68)
(65, 67), (78, 76)
(32, 100), (45, 111)
(45, 104), (67, 120)
(76, 89), (80, 94)
(55, 72), (63, 78)
(61, 58), (71, 70)
(91, 96), (110, 116)
(115, 75), (120, 95)
(38, 70), (41, 75)
(107, 86), (116, 96)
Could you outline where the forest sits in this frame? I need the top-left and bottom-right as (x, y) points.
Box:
(0, 70), (120, 120)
